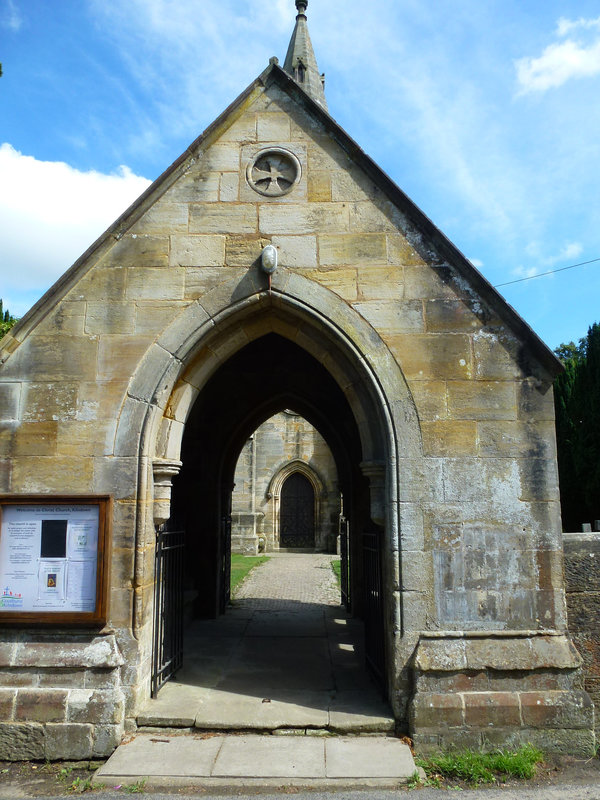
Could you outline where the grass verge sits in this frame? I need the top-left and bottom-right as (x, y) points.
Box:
(230, 554), (270, 596)
(415, 744), (544, 786)
(331, 558), (341, 587)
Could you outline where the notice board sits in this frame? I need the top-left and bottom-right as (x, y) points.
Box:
(0, 495), (111, 625)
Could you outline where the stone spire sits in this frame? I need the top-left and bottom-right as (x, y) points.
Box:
(283, 0), (328, 111)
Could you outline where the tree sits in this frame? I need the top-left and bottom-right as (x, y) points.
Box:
(554, 323), (600, 531)
(0, 300), (18, 340)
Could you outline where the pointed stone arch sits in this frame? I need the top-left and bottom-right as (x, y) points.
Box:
(266, 458), (327, 550)
(115, 267), (423, 713)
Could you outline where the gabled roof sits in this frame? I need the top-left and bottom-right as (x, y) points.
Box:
(1, 61), (562, 377)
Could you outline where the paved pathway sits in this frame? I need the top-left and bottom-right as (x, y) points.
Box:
(137, 552), (392, 732)
(96, 553), (411, 788)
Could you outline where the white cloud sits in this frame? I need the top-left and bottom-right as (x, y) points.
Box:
(516, 16), (600, 93)
(0, 144), (151, 295)
(0, 0), (22, 31)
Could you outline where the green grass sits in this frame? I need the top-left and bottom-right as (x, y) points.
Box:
(230, 554), (270, 595)
(331, 558), (341, 587)
(416, 744), (544, 786)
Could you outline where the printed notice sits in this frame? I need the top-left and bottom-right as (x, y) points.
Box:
(0, 504), (99, 613)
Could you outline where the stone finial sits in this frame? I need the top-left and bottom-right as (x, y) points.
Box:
(284, 0), (328, 109)
(296, 0), (308, 16)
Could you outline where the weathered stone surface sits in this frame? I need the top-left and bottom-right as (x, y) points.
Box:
(521, 690), (593, 729)
(0, 722), (44, 760)
(170, 234), (225, 267)
(15, 689), (68, 723)
(21, 382), (78, 422)
(319, 233), (386, 265)
(109, 235), (169, 267)
(256, 112), (290, 141)
(463, 692), (520, 727)
(190, 203), (257, 234)
(93, 723), (124, 757)
(0, 382), (20, 421)
(271, 235), (317, 268)
(126, 267), (185, 301)
(45, 723), (93, 760)
(447, 380), (516, 421)
(259, 203), (348, 234)
(12, 636), (123, 669)
(68, 689), (125, 725)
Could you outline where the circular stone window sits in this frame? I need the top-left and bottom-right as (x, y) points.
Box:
(246, 148), (302, 197)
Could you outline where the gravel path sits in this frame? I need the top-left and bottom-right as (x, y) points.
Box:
(234, 552), (340, 609)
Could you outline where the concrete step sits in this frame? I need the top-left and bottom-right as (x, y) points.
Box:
(93, 732), (418, 789)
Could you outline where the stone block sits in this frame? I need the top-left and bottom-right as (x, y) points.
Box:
(21, 382), (78, 422)
(203, 142), (241, 172)
(352, 299), (423, 335)
(319, 233), (386, 265)
(0, 689), (16, 720)
(259, 203), (348, 235)
(15, 689), (68, 723)
(307, 171), (331, 202)
(387, 235), (426, 267)
(38, 670), (85, 688)
(126, 267), (185, 301)
(356, 265), (403, 301)
(410, 692), (464, 728)
(97, 336), (150, 381)
(45, 722), (93, 760)
(84, 669), (120, 690)
(13, 635), (123, 670)
(189, 203), (257, 234)
(520, 727), (596, 757)
(93, 456), (137, 500)
(170, 234), (225, 267)
(517, 378), (556, 422)
(313, 269), (357, 301)
(12, 421), (58, 456)
(521, 690), (593, 730)
(330, 169), (376, 202)
(271, 235), (317, 268)
(464, 692), (520, 727)
(163, 168), (220, 203)
(473, 332), (526, 380)
(134, 301), (185, 335)
(0, 722), (44, 760)
(478, 420), (556, 459)
(225, 235), (270, 267)
(219, 113), (257, 143)
(45, 301), (86, 336)
(0, 335), (98, 382)
(447, 380), (516, 421)
(425, 298), (487, 332)
(184, 267), (242, 302)
(388, 333), (471, 380)
(110, 235), (169, 267)
(68, 689), (125, 725)
(414, 639), (468, 672)
(130, 202), (188, 235)
(349, 200), (401, 232)
(93, 723), (124, 757)
(219, 172), (239, 202)
(256, 112), (290, 141)
(76, 265), (127, 300)
(421, 420), (477, 457)
(529, 635), (582, 670)
(0, 382), (20, 421)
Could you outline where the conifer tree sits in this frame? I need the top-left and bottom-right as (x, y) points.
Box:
(554, 323), (600, 530)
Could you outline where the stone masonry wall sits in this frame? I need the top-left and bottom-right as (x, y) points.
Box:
(564, 532), (600, 731)
(231, 411), (339, 553)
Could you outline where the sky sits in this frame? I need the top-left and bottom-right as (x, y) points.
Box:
(1, 0), (599, 351)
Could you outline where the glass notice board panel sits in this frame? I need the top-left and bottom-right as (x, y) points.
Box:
(0, 496), (111, 625)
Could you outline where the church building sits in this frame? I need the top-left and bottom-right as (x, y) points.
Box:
(0, 1), (593, 759)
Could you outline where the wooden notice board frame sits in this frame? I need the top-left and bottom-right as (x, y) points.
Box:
(0, 495), (111, 626)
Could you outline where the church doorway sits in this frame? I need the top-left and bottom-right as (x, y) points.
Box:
(280, 472), (315, 548)
(144, 296), (403, 726)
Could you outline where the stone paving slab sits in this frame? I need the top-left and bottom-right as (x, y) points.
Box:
(94, 733), (417, 788)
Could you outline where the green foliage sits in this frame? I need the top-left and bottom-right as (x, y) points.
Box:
(330, 558), (341, 587)
(554, 323), (600, 530)
(124, 779), (147, 793)
(230, 554), (269, 595)
(68, 775), (94, 793)
(0, 299), (18, 339)
(416, 744), (543, 786)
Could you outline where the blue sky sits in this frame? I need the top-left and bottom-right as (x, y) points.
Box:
(1, 0), (599, 350)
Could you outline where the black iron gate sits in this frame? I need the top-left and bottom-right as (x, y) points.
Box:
(221, 511), (232, 612)
(363, 530), (385, 690)
(151, 526), (184, 698)
(339, 516), (351, 610)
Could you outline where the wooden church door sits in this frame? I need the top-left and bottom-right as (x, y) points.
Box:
(280, 472), (315, 548)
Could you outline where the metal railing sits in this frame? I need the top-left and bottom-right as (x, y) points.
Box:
(151, 527), (184, 698)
